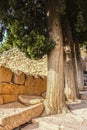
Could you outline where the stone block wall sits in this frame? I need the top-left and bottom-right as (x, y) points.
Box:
(0, 66), (47, 105)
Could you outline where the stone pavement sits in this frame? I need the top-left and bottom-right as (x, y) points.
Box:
(22, 94), (87, 130)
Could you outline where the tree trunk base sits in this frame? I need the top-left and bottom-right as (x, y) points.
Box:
(41, 100), (69, 116)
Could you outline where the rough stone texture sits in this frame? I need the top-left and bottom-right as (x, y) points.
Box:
(0, 48), (47, 76)
(0, 81), (46, 104)
(0, 66), (12, 83)
(22, 97), (87, 130)
(0, 102), (44, 130)
(80, 90), (87, 100)
(34, 112), (87, 130)
(68, 100), (87, 121)
(0, 126), (5, 130)
(41, 92), (46, 98)
(21, 123), (39, 130)
(25, 75), (47, 96)
(1, 83), (25, 95)
(12, 71), (25, 85)
(3, 95), (17, 104)
(18, 95), (44, 105)
(0, 95), (3, 105)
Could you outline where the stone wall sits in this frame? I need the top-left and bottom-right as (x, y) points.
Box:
(0, 66), (47, 105)
(0, 48), (47, 76)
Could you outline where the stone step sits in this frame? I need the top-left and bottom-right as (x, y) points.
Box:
(21, 123), (40, 130)
(83, 86), (87, 90)
(80, 90), (87, 100)
(0, 102), (44, 130)
(21, 124), (52, 130)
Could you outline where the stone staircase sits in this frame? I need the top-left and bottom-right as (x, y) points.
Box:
(9, 97), (87, 130)
(83, 71), (87, 87)
(0, 102), (44, 130)
(22, 100), (87, 130)
(80, 71), (87, 99)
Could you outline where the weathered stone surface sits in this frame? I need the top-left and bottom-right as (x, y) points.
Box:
(0, 48), (47, 76)
(0, 95), (3, 105)
(25, 75), (47, 95)
(12, 71), (25, 85)
(18, 95), (44, 105)
(68, 100), (87, 121)
(81, 94), (87, 100)
(80, 91), (87, 100)
(35, 113), (85, 130)
(41, 92), (46, 98)
(1, 83), (25, 95)
(21, 123), (39, 130)
(0, 66), (12, 83)
(0, 102), (44, 130)
(0, 126), (5, 130)
(0, 81), (46, 105)
(3, 95), (17, 104)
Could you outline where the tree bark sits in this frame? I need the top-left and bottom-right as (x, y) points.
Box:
(45, 0), (67, 115)
(62, 16), (79, 102)
(74, 42), (84, 90)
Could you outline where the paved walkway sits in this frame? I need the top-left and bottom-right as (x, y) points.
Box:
(22, 91), (87, 130)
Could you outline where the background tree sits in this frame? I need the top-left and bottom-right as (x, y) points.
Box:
(62, 15), (79, 102)
(65, 0), (87, 90)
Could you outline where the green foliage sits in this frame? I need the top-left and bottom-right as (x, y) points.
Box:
(3, 20), (55, 59)
(0, 43), (12, 53)
(26, 31), (54, 59)
(65, 0), (87, 43)
(0, 0), (87, 55)
(0, 23), (5, 42)
(0, 0), (55, 59)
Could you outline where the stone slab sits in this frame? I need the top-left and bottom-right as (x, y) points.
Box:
(1, 83), (25, 95)
(0, 102), (44, 130)
(18, 95), (44, 105)
(25, 75), (47, 96)
(3, 95), (17, 104)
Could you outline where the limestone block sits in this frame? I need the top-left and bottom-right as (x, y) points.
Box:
(0, 126), (5, 130)
(12, 71), (25, 85)
(41, 92), (46, 98)
(25, 75), (34, 87)
(18, 95), (44, 105)
(0, 102), (44, 130)
(1, 83), (25, 95)
(0, 95), (3, 105)
(18, 85), (26, 95)
(0, 85), (2, 94)
(3, 95), (17, 104)
(0, 66), (12, 83)
(25, 75), (47, 95)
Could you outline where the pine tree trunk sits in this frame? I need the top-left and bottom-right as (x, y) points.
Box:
(45, 0), (67, 115)
(62, 16), (78, 102)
